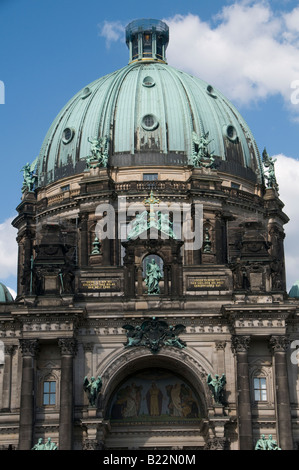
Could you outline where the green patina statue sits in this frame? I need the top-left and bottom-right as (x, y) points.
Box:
(207, 373), (226, 405)
(262, 148), (279, 192)
(21, 158), (38, 193)
(83, 375), (103, 407)
(255, 434), (281, 450)
(145, 258), (162, 295)
(32, 437), (58, 450)
(86, 135), (109, 169)
(127, 211), (148, 240)
(192, 131), (216, 169)
(127, 210), (176, 240)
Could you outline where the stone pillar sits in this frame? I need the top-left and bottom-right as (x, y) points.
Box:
(79, 213), (89, 267)
(18, 339), (39, 450)
(58, 338), (77, 450)
(231, 335), (253, 450)
(215, 341), (226, 375)
(2, 345), (16, 411)
(269, 335), (293, 450)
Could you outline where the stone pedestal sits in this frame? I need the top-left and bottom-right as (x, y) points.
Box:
(81, 411), (110, 450)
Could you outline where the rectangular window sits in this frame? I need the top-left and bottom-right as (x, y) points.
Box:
(61, 184), (70, 192)
(254, 377), (267, 401)
(143, 173), (158, 181)
(43, 381), (56, 405)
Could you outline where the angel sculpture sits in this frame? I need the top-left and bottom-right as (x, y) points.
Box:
(164, 324), (187, 349)
(123, 324), (144, 347)
(127, 211), (149, 240)
(21, 157), (38, 193)
(192, 131), (215, 168)
(207, 373), (226, 405)
(262, 148), (279, 191)
(83, 375), (102, 407)
(86, 136), (109, 168)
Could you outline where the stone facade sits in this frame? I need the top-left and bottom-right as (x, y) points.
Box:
(0, 18), (298, 451)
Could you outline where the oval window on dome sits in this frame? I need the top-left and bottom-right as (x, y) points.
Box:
(81, 87), (92, 99)
(223, 124), (238, 142)
(206, 84), (217, 98)
(62, 127), (75, 144)
(142, 76), (155, 88)
(141, 114), (159, 131)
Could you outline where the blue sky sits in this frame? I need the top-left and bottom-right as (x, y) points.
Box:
(0, 0), (299, 294)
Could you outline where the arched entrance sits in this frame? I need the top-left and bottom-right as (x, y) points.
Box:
(105, 367), (205, 449)
(97, 348), (214, 450)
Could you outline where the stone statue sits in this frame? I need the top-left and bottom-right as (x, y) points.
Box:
(21, 158), (38, 193)
(44, 438), (58, 450)
(86, 135), (109, 169)
(192, 131), (215, 168)
(32, 437), (58, 450)
(32, 438), (45, 450)
(145, 258), (162, 295)
(127, 211), (148, 240)
(83, 375), (103, 407)
(203, 227), (212, 253)
(157, 212), (177, 238)
(262, 148), (279, 191)
(255, 434), (281, 450)
(123, 317), (187, 354)
(207, 373), (226, 405)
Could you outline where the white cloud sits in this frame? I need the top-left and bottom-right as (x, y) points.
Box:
(164, 2), (299, 109)
(98, 20), (125, 47)
(0, 218), (18, 279)
(98, 3), (299, 113)
(274, 155), (299, 291)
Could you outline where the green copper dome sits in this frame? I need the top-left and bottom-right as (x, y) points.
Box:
(0, 283), (14, 303)
(289, 281), (299, 298)
(36, 19), (262, 187)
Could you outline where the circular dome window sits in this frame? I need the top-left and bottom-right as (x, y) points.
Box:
(141, 114), (159, 131)
(223, 124), (238, 142)
(206, 84), (217, 98)
(142, 76), (155, 88)
(62, 127), (75, 144)
(81, 87), (92, 99)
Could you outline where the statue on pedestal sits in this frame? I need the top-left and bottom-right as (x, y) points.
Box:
(83, 375), (103, 407)
(207, 373), (226, 405)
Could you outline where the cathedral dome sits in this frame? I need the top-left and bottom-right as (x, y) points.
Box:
(0, 283), (14, 303)
(36, 19), (263, 188)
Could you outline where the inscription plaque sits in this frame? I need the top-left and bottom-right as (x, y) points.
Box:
(187, 277), (227, 291)
(79, 278), (121, 292)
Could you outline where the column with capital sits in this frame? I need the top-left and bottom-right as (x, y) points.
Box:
(2, 345), (16, 411)
(231, 335), (252, 450)
(58, 338), (77, 450)
(18, 339), (39, 450)
(269, 335), (293, 450)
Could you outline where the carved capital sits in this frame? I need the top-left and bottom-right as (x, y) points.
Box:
(4, 344), (17, 356)
(205, 437), (227, 450)
(19, 339), (39, 357)
(82, 439), (104, 450)
(58, 338), (77, 356)
(231, 335), (251, 354)
(269, 335), (290, 353)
